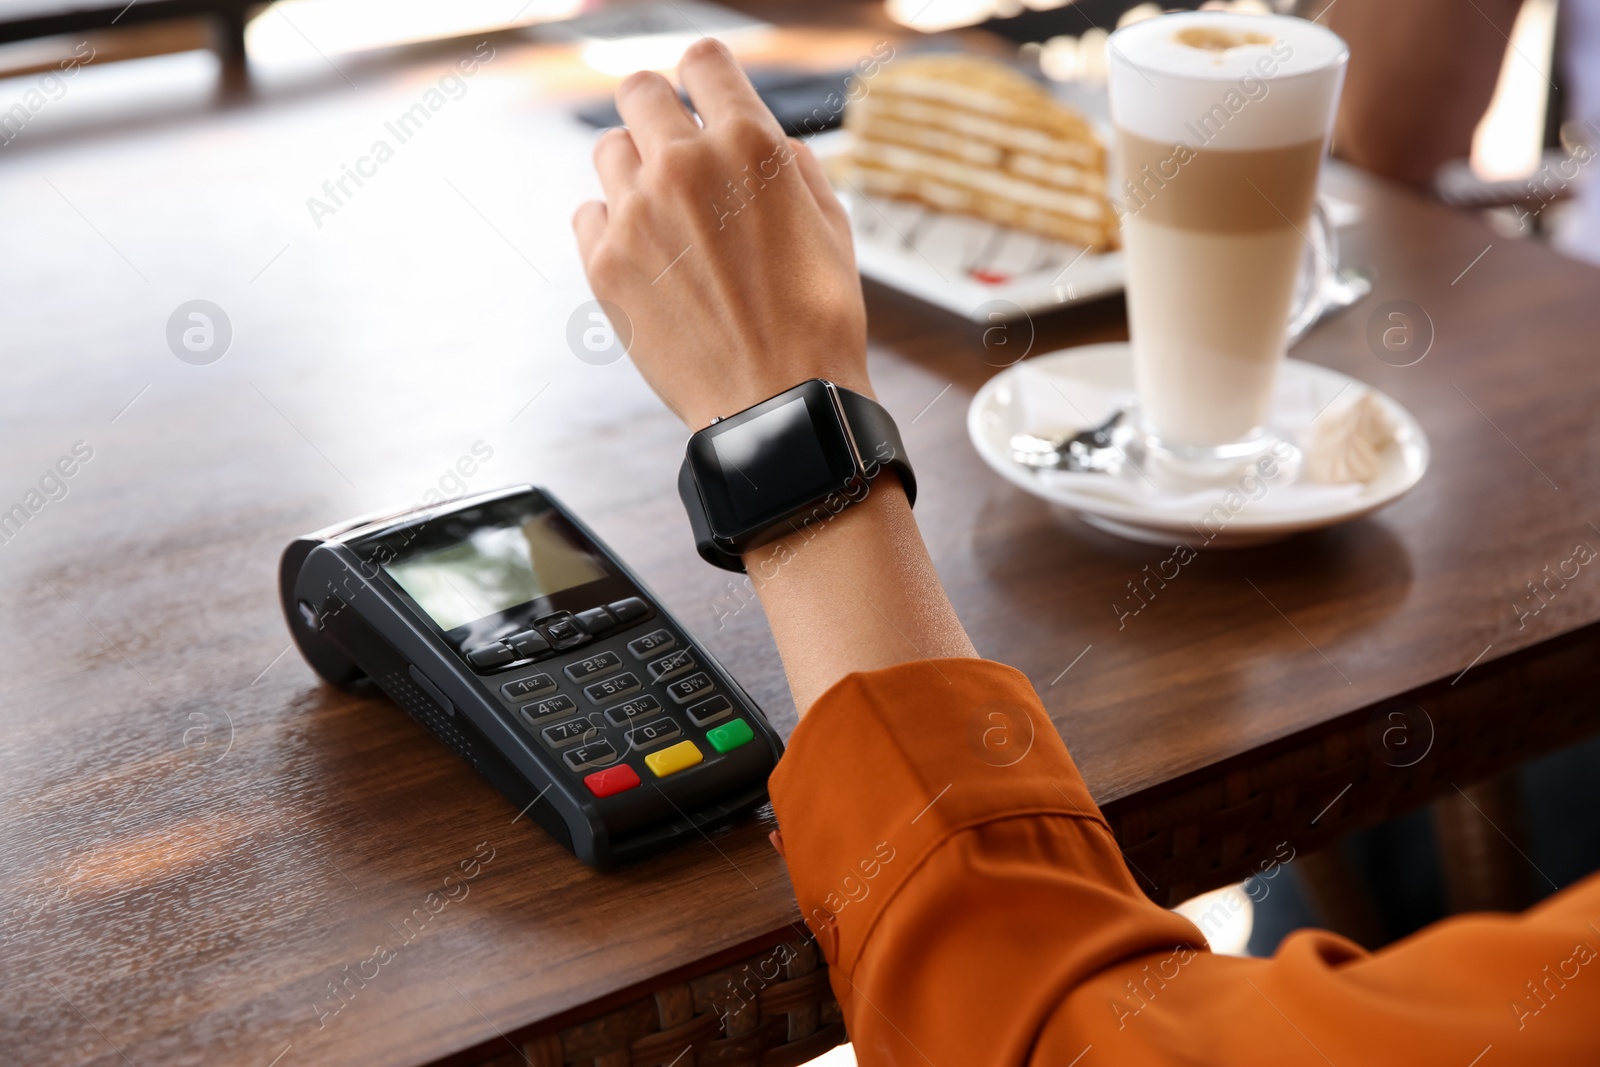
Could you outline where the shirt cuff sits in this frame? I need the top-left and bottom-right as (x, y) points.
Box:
(767, 657), (1109, 977)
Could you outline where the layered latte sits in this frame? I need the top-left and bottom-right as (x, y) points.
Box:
(1108, 14), (1347, 448)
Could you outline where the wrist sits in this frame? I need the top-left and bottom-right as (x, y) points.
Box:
(739, 468), (907, 581)
(676, 356), (872, 432)
(740, 474), (976, 714)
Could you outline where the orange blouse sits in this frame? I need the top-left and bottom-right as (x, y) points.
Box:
(767, 659), (1600, 1066)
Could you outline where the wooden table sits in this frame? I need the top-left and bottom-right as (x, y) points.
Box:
(0, 1), (253, 63)
(3, 23), (1598, 1067)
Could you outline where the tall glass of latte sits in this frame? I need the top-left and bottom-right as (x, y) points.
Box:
(1108, 12), (1347, 480)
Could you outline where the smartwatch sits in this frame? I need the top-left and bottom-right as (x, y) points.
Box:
(678, 379), (916, 572)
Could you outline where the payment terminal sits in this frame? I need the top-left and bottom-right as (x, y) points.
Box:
(279, 485), (783, 868)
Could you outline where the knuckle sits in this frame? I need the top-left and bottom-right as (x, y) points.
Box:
(593, 128), (629, 165)
(611, 189), (647, 224)
(654, 138), (706, 180)
(587, 243), (627, 286)
(725, 115), (778, 155)
(682, 37), (727, 66)
(617, 70), (660, 96)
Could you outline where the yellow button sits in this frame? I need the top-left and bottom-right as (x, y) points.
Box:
(645, 740), (703, 778)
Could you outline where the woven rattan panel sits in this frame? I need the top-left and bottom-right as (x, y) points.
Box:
(474, 937), (843, 1067)
(1103, 625), (1600, 906)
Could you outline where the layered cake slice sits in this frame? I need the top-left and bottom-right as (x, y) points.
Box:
(842, 55), (1119, 251)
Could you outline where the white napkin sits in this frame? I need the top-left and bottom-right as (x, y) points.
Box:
(1011, 362), (1371, 513)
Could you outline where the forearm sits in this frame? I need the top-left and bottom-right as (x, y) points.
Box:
(1325, 0), (1520, 187)
(743, 476), (976, 715)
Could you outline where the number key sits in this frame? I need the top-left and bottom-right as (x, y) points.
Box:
(517, 694), (575, 726)
(626, 718), (682, 751)
(584, 671), (642, 705)
(542, 716), (601, 750)
(665, 671), (715, 705)
(565, 650), (622, 682)
(501, 673), (555, 701)
(647, 648), (696, 682)
(627, 628), (675, 659)
(606, 694), (662, 726)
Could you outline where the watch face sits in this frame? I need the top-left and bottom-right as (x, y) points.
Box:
(688, 380), (859, 543)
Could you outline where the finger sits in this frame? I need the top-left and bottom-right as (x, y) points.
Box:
(677, 38), (779, 134)
(572, 199), (608, 266)
(614, 70), (697, 157)
(789, 138), (847, 232)
(593, 127), (641, 201)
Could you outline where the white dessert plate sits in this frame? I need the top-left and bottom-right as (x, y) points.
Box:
(842, 190), (1125, 322)
(807, 128), (1123, 322)
(967, 343), (1430, 547)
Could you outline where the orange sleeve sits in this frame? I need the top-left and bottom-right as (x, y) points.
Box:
(767, 659), (1600, 1066)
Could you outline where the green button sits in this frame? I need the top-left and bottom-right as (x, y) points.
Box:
(706, 717), (754, 753)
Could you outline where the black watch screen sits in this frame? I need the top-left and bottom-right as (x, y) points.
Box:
(686, 379), (859, 542)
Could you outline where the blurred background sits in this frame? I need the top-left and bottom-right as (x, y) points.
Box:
(1, 0), (1588, 244)
(2, 0), (1594, 1064)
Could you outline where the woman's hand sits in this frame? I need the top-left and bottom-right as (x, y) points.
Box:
(575, 39), (975, 712)
(573, 39), (871, 430)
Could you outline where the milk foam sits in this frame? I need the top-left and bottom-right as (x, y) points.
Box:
(1108, 13), (1347, 151)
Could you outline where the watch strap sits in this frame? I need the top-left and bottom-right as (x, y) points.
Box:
(836, 386), (916, 510)
(678, 384), (915, 573)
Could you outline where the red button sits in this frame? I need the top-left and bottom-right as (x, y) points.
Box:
(583, 764), (641, 798)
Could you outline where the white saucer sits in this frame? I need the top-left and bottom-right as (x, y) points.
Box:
(967, 343), (1430, 547)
